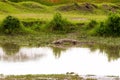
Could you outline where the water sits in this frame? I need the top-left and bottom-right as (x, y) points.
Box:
(0, 43), (120, 76)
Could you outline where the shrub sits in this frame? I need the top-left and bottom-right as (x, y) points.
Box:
(45, 12), (74, 33)
(92, 14), (120, 37)
(0, 15), (25, 34)
(85, 20), (98, 30)
(104, 14), (120, 36)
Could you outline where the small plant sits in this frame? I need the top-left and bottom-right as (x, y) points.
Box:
(0, 15), (25, 34)
(45, 12), (74, 33)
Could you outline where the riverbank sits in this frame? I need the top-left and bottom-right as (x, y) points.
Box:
(0, 74), (119, 80)
(1, 33), (120, 47)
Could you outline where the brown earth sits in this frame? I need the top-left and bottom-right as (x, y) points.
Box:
(57, 3), (120, 13)
(102, 4), (120, 12)
(57, 3), (97, 12)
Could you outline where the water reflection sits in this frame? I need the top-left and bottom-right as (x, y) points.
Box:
(52, 46), (67, 58)
(1, 43), (20, 56)
(0, 43), (45, 62)
(51, 44), (120, 61)
(82, 44), (120, 61)
(0, 43), (120, 62)
(0, 43), (120, 76)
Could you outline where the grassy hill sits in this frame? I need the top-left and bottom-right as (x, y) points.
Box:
(0, 1), (48, 14)
(0, 1), (120, 14)
(0, 0), (119, 23)
(8, 0), (120, 5)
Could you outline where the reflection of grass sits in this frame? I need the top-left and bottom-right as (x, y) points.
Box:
(86, 78), (97, 80)
(51, 46), (67, 58)
(107, 75), (119, 77)
(86, 74), (96, 76)
(82, 43), (120, 61)
(1, 43), (20, 55)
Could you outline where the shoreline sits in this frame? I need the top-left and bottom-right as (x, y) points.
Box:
(0, 74), (119, 80)
(1, 34), (120, 47)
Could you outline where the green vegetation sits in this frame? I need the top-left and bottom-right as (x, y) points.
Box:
(0, 1), (48, 14)
(8, 0), (120, 5)
(86, 78), (97, 80)
(0, 1), (21, 13)
(82, 43), (120, 61)
(85, 20), (98, 30)
(0, 1), (120, 14)
(45, 12), (74, 33)
(90, 14), (120, 37)
(0, 74), (83, 80)
(0, 15), (25, 34)
(1, 43), (20, 55)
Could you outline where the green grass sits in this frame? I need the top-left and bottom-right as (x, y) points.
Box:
(0, 1), (115, 22)
(0, 74), (82, 80)
(1, 30), (120, 47)
(18, 1), (49, 12)
(8, 0), (120, 5)
(0, 1), (49, 14)
(0, 13), (107, 26)
(0, 1), (21, 13)
(94, 14), (120, 37)
(0, 1), (113, 29)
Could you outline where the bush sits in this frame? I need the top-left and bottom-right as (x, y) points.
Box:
(45, 12), (74, 33)
(0, 15), (25, 34)
(85, 20), (98, 30)
(92, 14), (120, 37)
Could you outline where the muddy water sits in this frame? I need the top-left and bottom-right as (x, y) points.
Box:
(0, 43), (120, 76)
